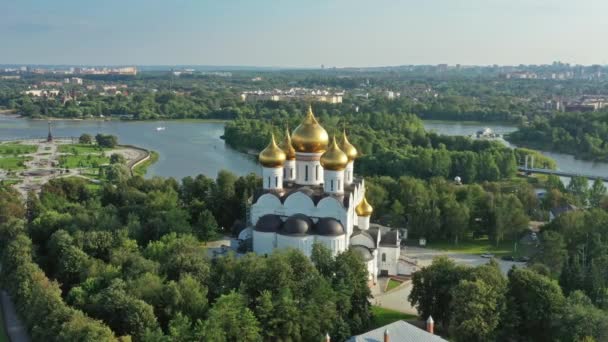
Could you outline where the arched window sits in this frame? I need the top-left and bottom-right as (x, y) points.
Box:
(315, 165), (319, 180)
(275, 176), (278, 187)
(267, 177), (271, 188)
(290, 168), (294, 178)
(337, 180), (341, 191)
(305, 165), (309, 181)
(382, 253), (386, 262)
(283, 168), (286, 178)
(330, 179), (334, 191)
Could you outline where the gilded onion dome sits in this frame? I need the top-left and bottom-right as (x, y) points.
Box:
(291, 105), (329, 153)
(340, 130), (358, 161)
(320, 136), (349, 171)
(355, 196), (373, 217)
(259, 134), (286, 168)
(278, 128), (296, 160)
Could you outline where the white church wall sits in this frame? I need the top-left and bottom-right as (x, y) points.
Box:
(378, 246), (400, 276)
(283, 192), (316, 217)
(350, 234), (375, 250)
(315, 235), (346, 256)
(277, 234), (314, 257)
(251, 194), (283, 223)
(253, 231), (276, 255)
(366, 259), (376, 282)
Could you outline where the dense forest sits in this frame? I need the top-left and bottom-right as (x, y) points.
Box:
(223, 107), (555, 183)
(508, 111), (608, 161)
(0, 173), (372, 341)
(409, 255), (608, 342)
(3, 71), (608, 123)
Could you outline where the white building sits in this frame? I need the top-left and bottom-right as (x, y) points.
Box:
(243, 106), (401, 284)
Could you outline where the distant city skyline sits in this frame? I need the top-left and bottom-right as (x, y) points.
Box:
(2, 0), (608, 67)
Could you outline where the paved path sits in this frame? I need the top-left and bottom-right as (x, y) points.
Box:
(372, 246), (526, 314)
(1, 291), (29, 342)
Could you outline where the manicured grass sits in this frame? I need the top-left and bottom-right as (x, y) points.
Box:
(0, 156), (30, 170)
(58, 144), (106, 154)
(0, 143), (36, 155)
(0, 179), (21, 186)
(133, 150), (159, 177)
(371, 306), (417, 329)
(423, 237), (517, 257)
(386, 279), (402, 292)
(58, 155), (109, 168)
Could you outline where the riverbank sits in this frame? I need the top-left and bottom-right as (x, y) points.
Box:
(17, 114), (231, 124)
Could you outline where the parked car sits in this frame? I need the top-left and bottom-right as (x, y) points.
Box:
(501, 255), (514, 261)
(480, 253), (495, 258)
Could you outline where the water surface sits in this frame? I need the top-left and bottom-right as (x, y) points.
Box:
(0, 116), (259, 179)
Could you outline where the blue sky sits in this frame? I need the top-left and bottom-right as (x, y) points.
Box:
(1, 0), (607, 67)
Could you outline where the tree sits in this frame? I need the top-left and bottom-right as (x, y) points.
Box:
(450, 279), (502, 342)
(492, 194), (528, 245)
(105, 164), (131, 183)
(588, 178), (606, 208)
(95, 134), (118, 148)
(199, 291), (262, 342)
(409, 256), (471, 328)
(79, 133), (93, 144)
(86, 280), (159, 340)
(559, 291), (608, 342)
(311, 242), (335, 279)
(501, 268), (565, 342)
(535, 230), (567, 276)
(109, 153), (126, 165)
(567, 176), (589, 205)
(439, 195), (469, 244)
(193, 209), (219, 241)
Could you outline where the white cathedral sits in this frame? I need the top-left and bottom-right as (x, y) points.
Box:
(240, 106), (401, 283)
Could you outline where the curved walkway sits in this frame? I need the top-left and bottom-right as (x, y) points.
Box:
(1, 290), (29, 342)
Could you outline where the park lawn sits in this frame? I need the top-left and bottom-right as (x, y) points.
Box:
(371, 306), (417, 329)
(386, 278), (402, 292)
(0, 180), (21, 186)
(0, 143), (36, 155)
(423, 237), (516, 257)
(58, 144), (106, 154)
(59, 155), (109, 168)
(0, 156), (30, 170)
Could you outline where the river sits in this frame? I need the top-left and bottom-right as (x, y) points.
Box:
(0, 116), (260, 179)
(1, 116), (606, 182)
(423, 120), (608, 185)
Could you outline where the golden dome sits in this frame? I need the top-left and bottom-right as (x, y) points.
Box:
(279, 128), (296, 160)
(291, 105), (329, 153)
(355, 196), (373, 217)
(340, 130), (358, 161)
(320, 136), (349, 171)
(259, 134), (286, 168)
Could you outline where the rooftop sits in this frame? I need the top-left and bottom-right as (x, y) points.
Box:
(347, 320), (447, 342)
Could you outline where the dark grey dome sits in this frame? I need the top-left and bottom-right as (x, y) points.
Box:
(351, 245), (374, 261)
(315, 217), (345, 236)
(255, 214), (283, 233)
(281, 214), (312, 235)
